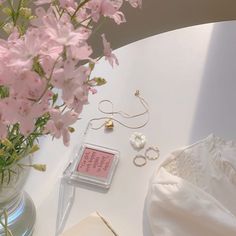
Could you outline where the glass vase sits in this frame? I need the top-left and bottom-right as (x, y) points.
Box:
(0, 157), (36, 236)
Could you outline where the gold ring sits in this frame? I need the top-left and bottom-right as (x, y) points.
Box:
(133, 155), (147, 167)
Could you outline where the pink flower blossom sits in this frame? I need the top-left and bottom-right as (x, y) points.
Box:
(8, 28), (20, 41)
(0, 0), (139, 145)
(67, 43), (93, 61)
(59, 0), (77, 9)
(31, 7), (51, 27)
(45, 109), (78, 146)
(52, 60), (89, 101)
(101, 34), (119, 67)
(11, 71), (46, 100)
(18, 101), (49, 135)
(0, 39), (9, 59)
(42, 13), (87, 46)
(67, 85), (89, 113)
(89, 87), (97, 94)
(111, 11), (126, 24)
(126, 0), (142, 8)
(0, 64), (16, 87)
(87, 0), (123, 23)
(7, 29), (42, 70)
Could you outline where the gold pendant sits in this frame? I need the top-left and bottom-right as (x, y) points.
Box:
(105, 119), (114, 129)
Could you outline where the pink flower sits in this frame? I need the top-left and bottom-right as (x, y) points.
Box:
(17, 100), (49, 135)
(59, 0), (77, 9)
(89, 87), (97, 94)
(0, 64), (17, 87)
(2, 98), (48, 136)
(42, 13), (87, 46)
(45, 109), (78, 146)
(8, 29), (42, 70)
(67, 43), (93, 61)
(111, 11), (126, 25)
(31, 7), (51, 27)
(101, 34), (119, 67)
(8, 28), (20, 41)
(67, 85), (89, 113)
(52, 60), (89, 101)
(0, 39), (9, 59)
(87, 0), (122, 22)
(126, 0), (142, 8)
(11, 71), (46, 100)
(0, 0), (138, 146)
(39, 55), (58, 77)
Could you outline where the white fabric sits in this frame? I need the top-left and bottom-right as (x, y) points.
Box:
(147, 134), (236, 236)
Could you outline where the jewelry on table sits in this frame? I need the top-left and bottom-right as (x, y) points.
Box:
(132, 146), (160, 167)
(80, 90), (155, 168)
(84, 90), (150, 132)
(57, 90), (150, 236)
(129, 132), (146, 150)
(145, 146), (160, 160)
(104, 118), (114, 130)
(133, 154), (147, 167)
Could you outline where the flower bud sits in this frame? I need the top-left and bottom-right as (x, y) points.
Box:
(68, 127), (75, 133)
(2, 7), (12, 16)
(0, 149), (5, 156)
(1, 139), (12, 148)
(19, 7), (32, 18)
(32, 164), (46, 172)
(29, 145), (40, 154)
(3, 22), (14, 34)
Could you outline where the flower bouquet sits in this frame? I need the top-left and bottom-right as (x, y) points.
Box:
(0, 0), (141, 234)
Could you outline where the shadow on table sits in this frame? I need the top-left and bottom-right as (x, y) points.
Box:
(142, 198), (153, 236)
(189, 21), (236, 143)
(142, 21), (236, 236)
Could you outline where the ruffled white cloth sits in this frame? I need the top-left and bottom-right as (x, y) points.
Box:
(146, 134), (236, 236)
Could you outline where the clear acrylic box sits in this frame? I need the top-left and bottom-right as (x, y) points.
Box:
(56, 143), (119, 235)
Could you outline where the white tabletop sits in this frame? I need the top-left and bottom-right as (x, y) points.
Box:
(25, 20), (236, 236)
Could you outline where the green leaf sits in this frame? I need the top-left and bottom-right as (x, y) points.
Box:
(29, 145), (40, 154)
(32, 57), (45, 77)
(52, 93), (58, 105)
(93, 77), (107, 86)
(31, 164), (46, 172)
(2, 7), (12, 16)
(89, 62), (95, 71)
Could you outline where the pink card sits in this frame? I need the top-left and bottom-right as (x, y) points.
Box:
(77, 147), (115, 178)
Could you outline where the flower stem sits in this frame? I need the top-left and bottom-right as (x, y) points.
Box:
(14, 0), (23, 26)
(71, 0), (90, 19)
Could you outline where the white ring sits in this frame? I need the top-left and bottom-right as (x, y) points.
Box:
(145, 147), (160, 160)
(129, 132), (146, 150)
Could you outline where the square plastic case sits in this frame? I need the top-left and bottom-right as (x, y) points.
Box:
(65, 143), (119, 190)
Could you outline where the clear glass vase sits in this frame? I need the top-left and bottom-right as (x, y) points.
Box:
(0, 157), (36, 236)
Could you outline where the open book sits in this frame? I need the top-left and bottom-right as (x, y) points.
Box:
(60, 212), (118, 236)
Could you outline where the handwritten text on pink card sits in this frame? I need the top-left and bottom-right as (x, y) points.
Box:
(77, 147), (114, 178)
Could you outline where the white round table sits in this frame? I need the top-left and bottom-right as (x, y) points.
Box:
(25, 20), (236, 236)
